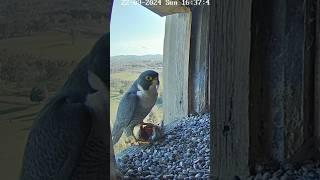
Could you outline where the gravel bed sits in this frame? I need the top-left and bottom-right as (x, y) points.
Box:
(116, 113), (211, 179)
(115, 113), (320, 180)
(249, 161), (320, 180)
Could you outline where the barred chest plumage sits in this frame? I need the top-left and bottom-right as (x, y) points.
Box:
(71, 137), (107, 180)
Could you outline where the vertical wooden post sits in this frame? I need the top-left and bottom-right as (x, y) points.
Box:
(188, 6), (210, 114)
(250, 0), (316, 163)
(315, 0), (320, 144)
(209, 1), (252, 179)
(163, 13), (192, 123)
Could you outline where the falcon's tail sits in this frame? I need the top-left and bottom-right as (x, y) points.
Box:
(111, 124), (123, 145)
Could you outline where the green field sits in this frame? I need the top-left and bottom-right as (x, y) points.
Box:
(111, 72), (141, 82)
(0, 86), (47, 180)
(0, 31), (98, 61)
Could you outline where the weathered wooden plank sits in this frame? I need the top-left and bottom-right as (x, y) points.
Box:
(315, 0), (320, 152)
(302, 0), (316, 156)
(188, 6), (210, 114)
(163, 13), (191, 123)
(141, 0), (190, 17)
(250, 0), (315, 164)
(209, 1), (252, 178)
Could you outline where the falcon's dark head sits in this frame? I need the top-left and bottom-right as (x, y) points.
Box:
(137, 70), (159, 91)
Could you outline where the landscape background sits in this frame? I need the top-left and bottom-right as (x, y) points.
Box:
(0, 0), (106, 179)
(110, 0), (165, 154)
(0, 0), (164, 178)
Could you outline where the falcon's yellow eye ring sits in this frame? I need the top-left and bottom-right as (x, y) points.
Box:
(145, 76), (153, 81)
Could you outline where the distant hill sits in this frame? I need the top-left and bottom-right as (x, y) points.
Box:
(111, 54), (163, 63)
(0, 0), (106, 38)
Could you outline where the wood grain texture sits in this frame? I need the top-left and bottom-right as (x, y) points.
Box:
(250, 0), (315, 164)
(188, 6), (210, 114)
(209, 1), (252, 178)
(163, 13), (191, 124)
(315, 0), (320, 142)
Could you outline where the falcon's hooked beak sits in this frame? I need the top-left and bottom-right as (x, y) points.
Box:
(152, 77), (160, 90)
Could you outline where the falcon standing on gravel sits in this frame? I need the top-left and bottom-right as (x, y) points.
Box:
(112, 70), (159, 145)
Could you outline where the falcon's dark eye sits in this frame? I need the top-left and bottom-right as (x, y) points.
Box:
(145, 76), (153, 81)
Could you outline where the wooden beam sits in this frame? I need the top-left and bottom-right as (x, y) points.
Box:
(250, 0), (316, 164)
(141, 0), (190, 17)
(188, 6), (210, 114)
(209, 1), (252, 179)
(163, 13), (191, 123)
(315, 0), (320, 144)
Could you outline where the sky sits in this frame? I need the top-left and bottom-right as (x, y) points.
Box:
(110, 0), (166, 56)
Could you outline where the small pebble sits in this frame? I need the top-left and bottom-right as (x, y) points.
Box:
(254, 173), (263, 180)
(262, 172), (271, 180)
(280, 173), (289, 180)
(195, 173), (202, 178)
(126, 169), (134, 175)
(275, 169), (284, 177)
(179, 162), (184, 167)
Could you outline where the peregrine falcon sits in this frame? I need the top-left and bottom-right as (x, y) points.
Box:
(112, 70), (159, 145)
(20, 34), (113, 179)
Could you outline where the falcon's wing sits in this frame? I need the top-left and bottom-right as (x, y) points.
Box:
(21, 97), (92, 180)
(112, 92), (139, 144)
